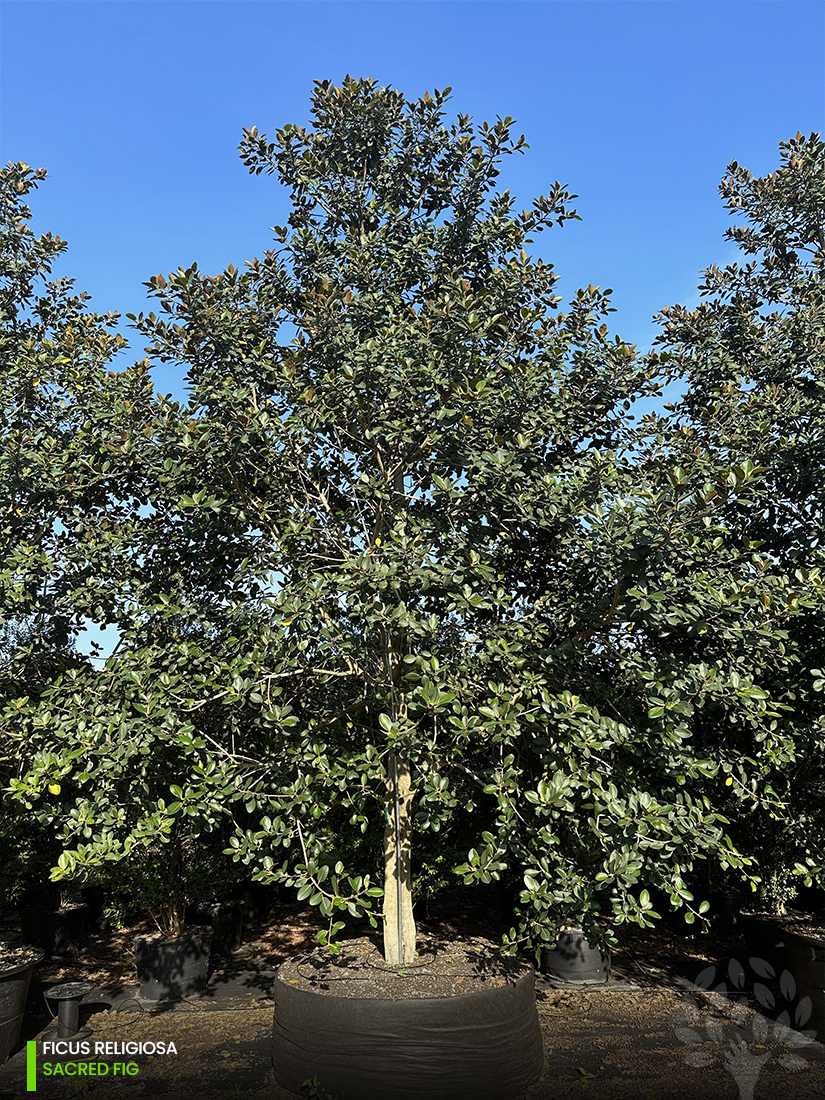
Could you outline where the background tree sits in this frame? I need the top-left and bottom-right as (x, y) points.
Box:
(1, 167), (248, 932)
(0, 163), (155, 909)
(651, 131), (825, 909)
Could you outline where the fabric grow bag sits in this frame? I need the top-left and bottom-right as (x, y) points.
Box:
(271, 969), (543, 1100)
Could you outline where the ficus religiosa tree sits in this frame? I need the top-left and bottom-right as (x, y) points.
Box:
(7, 85), (823, 959)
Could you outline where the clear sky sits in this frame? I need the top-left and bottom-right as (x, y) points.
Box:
(2, 0), (823, 403)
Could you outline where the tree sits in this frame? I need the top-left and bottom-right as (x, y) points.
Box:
(130, 77), (660, 962)
(9, 92), (820, 967)
(17, 79), (666, 962)
(0, 162), (156, 908)
(651, 131), (825, 906)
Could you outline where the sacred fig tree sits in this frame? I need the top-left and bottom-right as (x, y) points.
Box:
(12, 85), (817, 964)
(77, 76), (661, 964)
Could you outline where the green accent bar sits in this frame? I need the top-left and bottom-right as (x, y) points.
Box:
(26, 1040), (36, 1092)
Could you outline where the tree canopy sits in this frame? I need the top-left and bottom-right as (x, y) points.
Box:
(650, 130), (825, 908)
(3, 86), (824, 955)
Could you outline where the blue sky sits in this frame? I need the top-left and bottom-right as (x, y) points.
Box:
(2, 0), (823, 403)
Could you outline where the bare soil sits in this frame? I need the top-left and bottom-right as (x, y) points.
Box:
(278, 931), (531, 999)
(1, 901), (327, 991)
(783, 920), (825, 940)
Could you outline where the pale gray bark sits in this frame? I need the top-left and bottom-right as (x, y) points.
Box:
(382, 756), (416, 964)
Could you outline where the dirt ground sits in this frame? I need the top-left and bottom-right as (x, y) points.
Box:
(2, 890), (825, 1100)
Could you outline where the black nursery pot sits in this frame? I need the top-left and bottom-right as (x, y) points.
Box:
(205, 901), (244, 956)
(133, 930), (212, 1001)
(0, 943), (44, 1063)
(782, 927), (825, 1041)
(738, 912), (790, 977)
(708, 891), (742, 931)
(20, 904), (86, 958)
(78, 886), (105, 927)
(541, 929), (611, 984)
(234, 883), (271, 927)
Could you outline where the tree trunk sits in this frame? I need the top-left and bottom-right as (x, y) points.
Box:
(381, 469), (416, 964)
(383, 755), (416, 964)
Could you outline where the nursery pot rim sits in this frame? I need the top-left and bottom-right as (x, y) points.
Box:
(781, 925), (825, 949)
(0, 943), (45, 980)
(552, 928), (611, 937)
(133, 926), (211, 947)
(549, 926), (611, 945)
